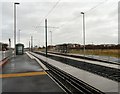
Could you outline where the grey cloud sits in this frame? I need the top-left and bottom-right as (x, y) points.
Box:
(1, 0), (119, 47)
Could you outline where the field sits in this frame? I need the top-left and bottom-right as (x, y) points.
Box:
(37, 48), (120, 58)
(69, 49), (120, 58)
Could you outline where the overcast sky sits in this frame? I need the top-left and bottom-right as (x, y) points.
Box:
(0, 0), (119, 47)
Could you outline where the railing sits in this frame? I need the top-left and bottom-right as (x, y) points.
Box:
(0, 50), (13, 61)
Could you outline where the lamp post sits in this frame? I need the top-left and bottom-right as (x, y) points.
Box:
(18, 29), (21, 43)
(49, 31), (52, 46)
(14, 2), (20, 56)
(29, 41), (30, 51)
(81, 12), (86, 58)
(92, 42), (94, 58)
(31, 36), (33, 52)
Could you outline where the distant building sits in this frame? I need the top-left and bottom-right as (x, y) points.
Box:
(55, 43), (81, 53)
(54, 43), (119, 52)
(0, 42), (2, 51)
(55, 44), (68, 53)
(0, 42), (8, 51)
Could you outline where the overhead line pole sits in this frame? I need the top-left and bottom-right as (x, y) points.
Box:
(45, 19), (47, 57)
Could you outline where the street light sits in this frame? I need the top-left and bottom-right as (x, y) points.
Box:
(31, 36), (33, 52)
(14, 2), (20, 56)
(18, 29), (21, 43)
(49, 31), (52, 46)
(81, 12), (86, 58)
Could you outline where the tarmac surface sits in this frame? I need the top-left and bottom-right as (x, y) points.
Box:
(1, 53), (64, 93)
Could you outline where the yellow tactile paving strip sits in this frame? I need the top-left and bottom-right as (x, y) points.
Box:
(0, 71), (47, 78)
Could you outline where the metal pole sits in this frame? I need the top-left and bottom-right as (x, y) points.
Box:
(9, 38), (11, 49)
(45, 19), (47, 57)
(14, 3), (19, 56)
(9, 38), (11, 57)
(81, 12), (85, 58)
(29, 41), (30, 51)
(31, 36), (33, 52)
(14, 3), (16, 56)
(92, 42), (94, 58)
(50, 31), (52, 46)
(19, 29), (20, 43)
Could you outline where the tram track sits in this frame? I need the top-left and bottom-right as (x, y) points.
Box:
(32, 52), (104, 94)
(34, 52), (120, 82)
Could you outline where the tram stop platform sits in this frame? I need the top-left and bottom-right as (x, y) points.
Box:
(1, 52), (64, 93)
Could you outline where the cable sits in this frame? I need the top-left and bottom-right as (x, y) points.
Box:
(45, 0), (61, 18)
(85, 0), (108, 13)
(36, 0), (108, 33)
(55, 0), (108, 30)
(39, 0), (61, 25)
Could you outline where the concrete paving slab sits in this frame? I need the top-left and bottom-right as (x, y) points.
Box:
(1, 53), (64, 93)
(2, 75), (64, 92)
(2, 54), (43, 74)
